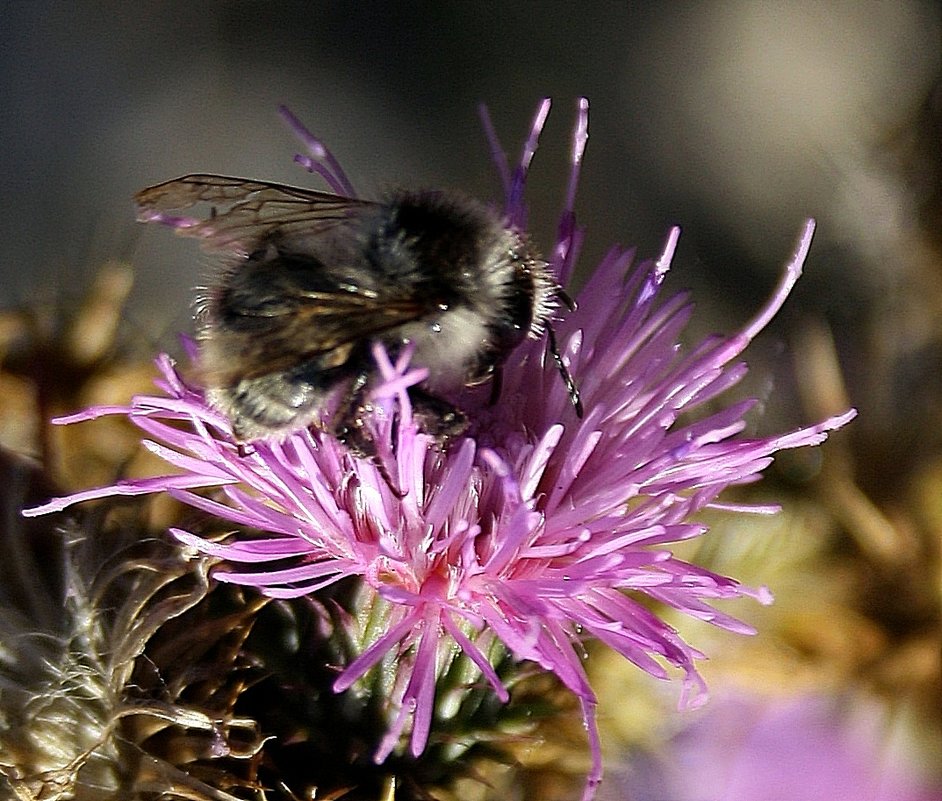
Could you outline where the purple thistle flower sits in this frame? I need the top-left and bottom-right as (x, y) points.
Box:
(24, 99), (855, 800)
(613, 692), (942, 801)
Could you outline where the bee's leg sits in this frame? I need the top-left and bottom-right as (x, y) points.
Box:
(332, 372), (404, 497)
(331, 372), (373, 455)
(408, 388), (468, 446)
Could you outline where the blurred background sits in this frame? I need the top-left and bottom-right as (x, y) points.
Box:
(1, 2), (940, 800)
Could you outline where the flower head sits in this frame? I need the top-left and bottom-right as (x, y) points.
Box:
(25, 99), (855, 799)
(616, 692), (942, 801)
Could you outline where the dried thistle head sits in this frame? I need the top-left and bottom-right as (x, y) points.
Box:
(0, 262), (162, 494)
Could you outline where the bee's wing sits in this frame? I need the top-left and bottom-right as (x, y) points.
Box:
(209, 289), (428, 385)
(135, 174), (376, 254)
(139, 175), (432, 386)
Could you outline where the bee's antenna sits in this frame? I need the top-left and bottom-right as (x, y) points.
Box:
(556, 286), (577, 313)
(546, 323), (583, 418)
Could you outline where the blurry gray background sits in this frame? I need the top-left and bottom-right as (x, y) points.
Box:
(2, 1), (940, 415)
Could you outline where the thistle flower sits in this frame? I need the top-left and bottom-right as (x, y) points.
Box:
(612, 692), (942, 801)
(24, 99), (855, 800)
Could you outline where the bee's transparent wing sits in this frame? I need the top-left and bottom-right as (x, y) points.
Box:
(208, 294), (429, 386)
(135, 174), (375, 254)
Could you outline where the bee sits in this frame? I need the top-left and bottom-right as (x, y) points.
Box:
(135, 174), (581, 453)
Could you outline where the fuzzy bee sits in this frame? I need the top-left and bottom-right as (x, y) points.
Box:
(135, 174), (580, 453)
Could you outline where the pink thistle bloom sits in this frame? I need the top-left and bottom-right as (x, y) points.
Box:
(613, 693), (942, 801)
(25, 99), (855, 800)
